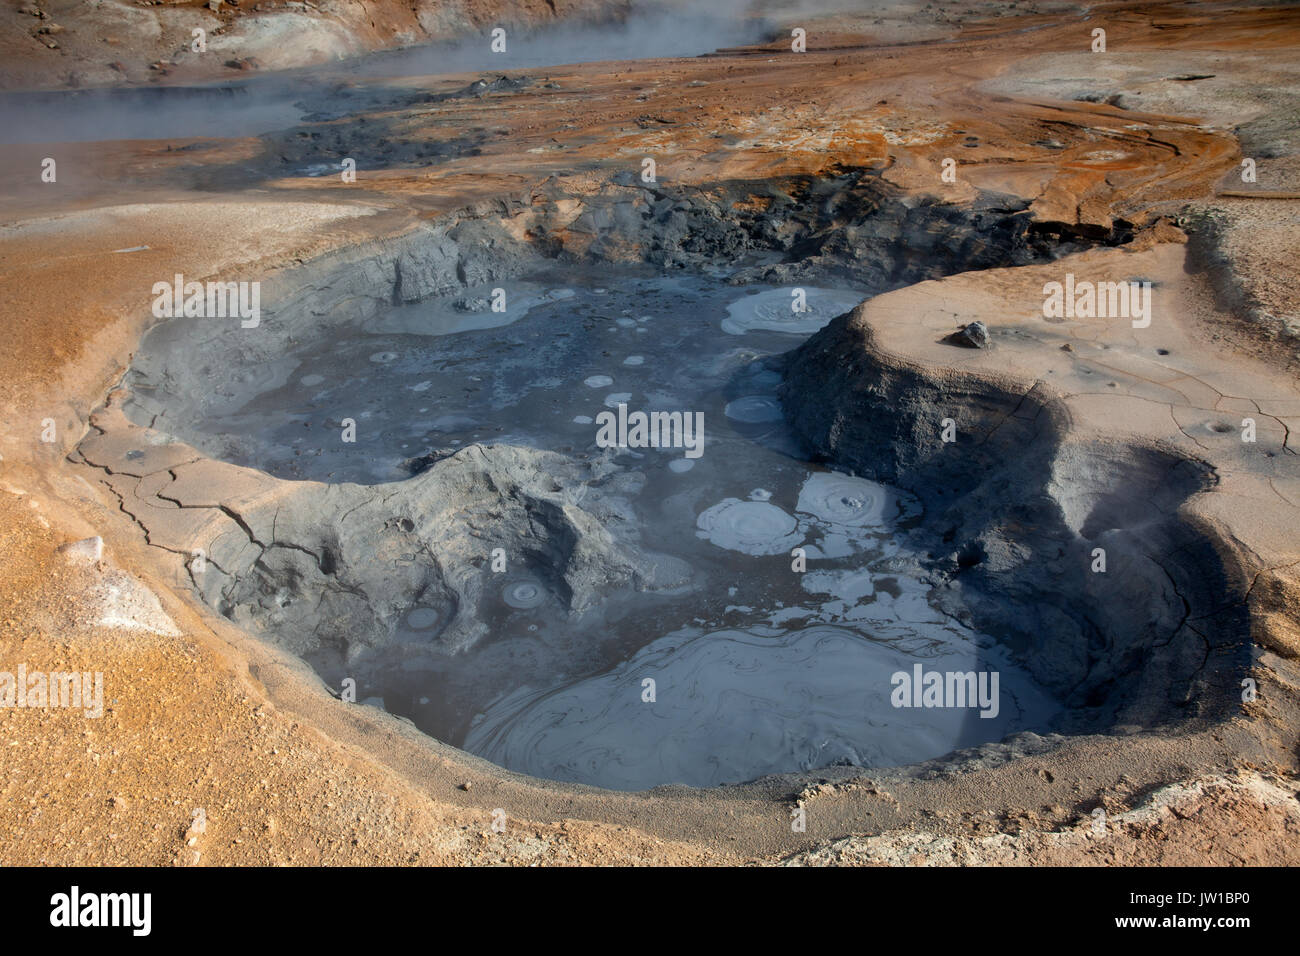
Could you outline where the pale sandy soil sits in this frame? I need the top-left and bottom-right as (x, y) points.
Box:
(0, 0), (619, 89)
(0, 0), (1297, 865)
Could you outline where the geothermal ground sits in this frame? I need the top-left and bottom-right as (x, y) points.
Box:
(1, 0), (1298, 869)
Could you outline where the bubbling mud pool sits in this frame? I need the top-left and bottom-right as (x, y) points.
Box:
(122, 269), (1063, 790)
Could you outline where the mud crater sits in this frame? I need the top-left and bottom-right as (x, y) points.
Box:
(88, 175), (1249, 790)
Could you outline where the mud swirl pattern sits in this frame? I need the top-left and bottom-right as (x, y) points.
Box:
(696, 498), (803, 555)
(503, 579), (547, 609)
(722, 287), (865, 335)
(464, 625), (1045, 790)
(796, 473), (907, 530)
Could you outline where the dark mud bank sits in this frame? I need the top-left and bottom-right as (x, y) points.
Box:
(780, 309), (1251, 732)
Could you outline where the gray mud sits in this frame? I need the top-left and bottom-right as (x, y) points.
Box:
(121, 268), (1064, 789)
(93, 175), (1242, 790)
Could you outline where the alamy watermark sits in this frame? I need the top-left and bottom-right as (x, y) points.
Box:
(890, 664), (1000, 718)
(0, 664), (103, 718)
(595, 404), (705, 459)
(151, 273), (260, 328)
(50, 886), (150, 936)
(1043, 273), (1151, 328)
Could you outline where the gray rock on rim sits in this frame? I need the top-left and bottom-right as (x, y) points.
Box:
(946, 320), (990, 348)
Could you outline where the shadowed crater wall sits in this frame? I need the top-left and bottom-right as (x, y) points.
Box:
(780, 307), (1251, 732)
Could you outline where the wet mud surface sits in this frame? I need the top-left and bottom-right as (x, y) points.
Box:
(122, 270), (1061, 789)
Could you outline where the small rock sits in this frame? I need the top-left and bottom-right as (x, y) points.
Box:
(459, 781), (472, 791)
(945, 320), (990, 349)
(454, 296), (491, 313)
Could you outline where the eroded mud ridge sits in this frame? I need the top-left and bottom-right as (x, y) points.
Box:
(781, 317), (1248, 730)
(82, 176), (1243, 790)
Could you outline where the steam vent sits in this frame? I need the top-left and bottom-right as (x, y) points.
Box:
(1, 0), (1297, 914)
